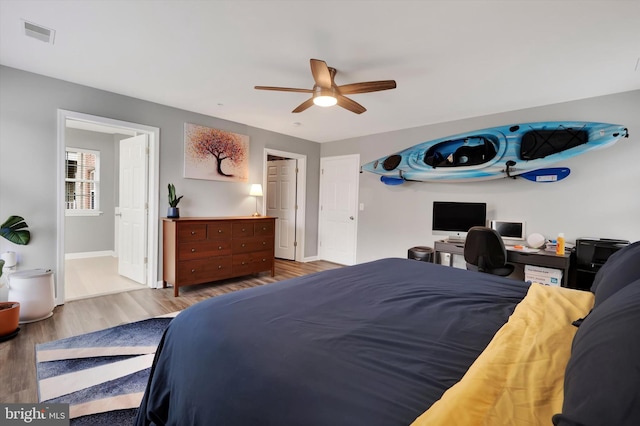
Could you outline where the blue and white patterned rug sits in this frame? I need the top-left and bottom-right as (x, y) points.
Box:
(35, 312), (179, 425)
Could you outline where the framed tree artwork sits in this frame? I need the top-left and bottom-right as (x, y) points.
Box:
(184, 123), (249, 182)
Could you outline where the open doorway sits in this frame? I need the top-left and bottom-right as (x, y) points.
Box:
(56, 110), (160, 304)
(263, 148), (307, 262)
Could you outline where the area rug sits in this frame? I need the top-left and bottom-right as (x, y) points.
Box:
(35, 312), (180, 425)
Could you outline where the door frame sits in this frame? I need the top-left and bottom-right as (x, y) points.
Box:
(56, 109), (160, 304)
(262, 148), (306, 262)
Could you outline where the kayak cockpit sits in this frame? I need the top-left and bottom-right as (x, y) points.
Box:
(424, 136), (497, 168)
(519, 128), (588, 160)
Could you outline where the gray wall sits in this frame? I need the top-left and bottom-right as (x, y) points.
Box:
(2, 63), (637, 277)
(0, 65), (321, 278)
(322, 90), (640, 264)
(64, 127), (119, 254)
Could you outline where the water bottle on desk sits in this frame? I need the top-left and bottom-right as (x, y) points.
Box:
(556, 233), (565, 255)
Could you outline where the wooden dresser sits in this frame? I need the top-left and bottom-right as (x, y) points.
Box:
(162, 216), (276, 296)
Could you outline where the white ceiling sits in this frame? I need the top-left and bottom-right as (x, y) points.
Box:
(1, 0), (639, 143)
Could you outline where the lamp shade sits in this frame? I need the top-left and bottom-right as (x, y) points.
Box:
(249, 184), (263, 197)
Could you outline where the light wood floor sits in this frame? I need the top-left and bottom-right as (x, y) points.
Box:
(0, 259), (342, 404)
(65, 256), (146, 301)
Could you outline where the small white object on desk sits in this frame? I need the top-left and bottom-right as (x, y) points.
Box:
(527, 233), (546, 249)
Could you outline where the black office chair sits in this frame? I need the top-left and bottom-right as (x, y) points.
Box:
(464, 226), (515, 276)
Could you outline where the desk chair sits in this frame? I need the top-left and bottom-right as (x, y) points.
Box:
(464, 226), (515, 276)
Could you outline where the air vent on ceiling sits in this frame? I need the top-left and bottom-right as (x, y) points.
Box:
(23, 20), (55, 44)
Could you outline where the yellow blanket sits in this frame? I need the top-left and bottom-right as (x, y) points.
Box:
(411, 283), (594, 426)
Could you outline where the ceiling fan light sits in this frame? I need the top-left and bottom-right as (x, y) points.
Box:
(313, 95), (337, 107)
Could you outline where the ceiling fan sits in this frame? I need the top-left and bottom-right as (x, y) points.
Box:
(254, 59), (396, 114)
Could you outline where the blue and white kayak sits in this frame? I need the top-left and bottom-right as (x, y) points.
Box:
(362, 121), (628, 183)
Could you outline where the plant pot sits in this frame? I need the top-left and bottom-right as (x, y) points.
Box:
(167, 207), (180, 218)
(0, 302), (20, 338)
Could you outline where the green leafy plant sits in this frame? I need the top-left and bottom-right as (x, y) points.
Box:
(0, 216), (31, 246)
(168, 183), (183, 208)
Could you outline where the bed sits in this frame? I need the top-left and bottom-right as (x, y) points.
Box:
(136, 241), (640, 426)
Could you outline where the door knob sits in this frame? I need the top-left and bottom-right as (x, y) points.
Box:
(349, 216), (354, 220)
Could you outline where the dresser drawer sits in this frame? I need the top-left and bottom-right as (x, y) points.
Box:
(177, 256), (232, 285)
(207, 222), (232, 238)
(233, 236), (274, 253)
(232, 250), (274, 275)
(254, 221), (274, 236)
(178, 240), (232, 260)
(232, 222), (255, 237)
(178, 224), (207, 242)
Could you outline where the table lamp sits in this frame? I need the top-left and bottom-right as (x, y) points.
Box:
(249, 184), (263, 217)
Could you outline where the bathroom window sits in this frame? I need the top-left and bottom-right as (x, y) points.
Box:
(65, 148), (101, 216)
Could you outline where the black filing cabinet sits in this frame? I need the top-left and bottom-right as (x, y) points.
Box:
(574, 238), (629, 290)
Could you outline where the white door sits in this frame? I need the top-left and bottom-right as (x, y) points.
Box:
(266, 159), (297, 260)
(319, 154), (359, 265)
(118, 134), (148, 284)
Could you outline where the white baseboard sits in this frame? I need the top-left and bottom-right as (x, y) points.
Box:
(65, 250), (116, 260)
(301, 255), (319, 262)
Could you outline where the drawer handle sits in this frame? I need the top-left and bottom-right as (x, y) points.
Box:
(262, 227), (267, 231)
(191, 248), (196, 252)
(241, 243), (246, 247)
(218, 246), (223, 250)
(218, 229), (223, 233)
(262, 241), (266, 245)
(262, 258), (266, 262)
(191, 269), (196, 273)
(191, 231), (196, 235)
(242, 228), (246, 232)
(241, 261), (246, 265)
(218, 265), (223, 269)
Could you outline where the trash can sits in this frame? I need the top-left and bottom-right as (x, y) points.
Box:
(7, 269), (55, 323)
(408, 246), (434, 263)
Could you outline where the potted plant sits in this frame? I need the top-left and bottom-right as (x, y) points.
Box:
(0, 261), (21, 340)
(0, 215), (30, 340)
(167, 183), (183, 218)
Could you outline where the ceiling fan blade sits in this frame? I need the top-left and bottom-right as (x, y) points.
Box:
(337, 95), (366, 114)
(254, 86), (314, 93)
(338, 80), (397, 95)
(292, 98), (315, 113)
(310, 59), (332, 88)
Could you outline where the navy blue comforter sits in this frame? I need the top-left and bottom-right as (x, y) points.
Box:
(136, 258), (529, 426)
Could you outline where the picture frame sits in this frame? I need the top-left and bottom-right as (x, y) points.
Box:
(183, 123), (249, 182)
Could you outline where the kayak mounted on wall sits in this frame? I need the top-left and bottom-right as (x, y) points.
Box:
(362, 121), (628, 184)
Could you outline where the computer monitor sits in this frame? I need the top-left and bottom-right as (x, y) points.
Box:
(490, 220), (526, 242)
(432, 201), (487, 242)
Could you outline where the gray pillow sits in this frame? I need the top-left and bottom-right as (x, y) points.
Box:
(590, 240), (640, 308)
(553, 279), (640, 426)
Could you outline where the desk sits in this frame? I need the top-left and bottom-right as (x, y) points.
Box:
(434, 240), (572, 287)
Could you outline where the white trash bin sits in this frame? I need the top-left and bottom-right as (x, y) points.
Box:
(8, 269), (55, 323)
